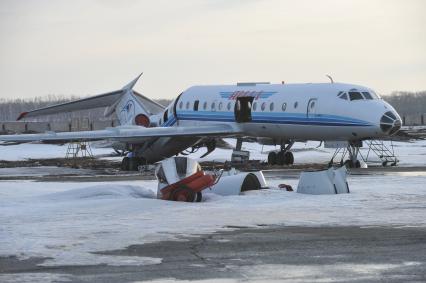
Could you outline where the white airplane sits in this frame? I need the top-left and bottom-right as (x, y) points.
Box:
(0, 74), (402, 169)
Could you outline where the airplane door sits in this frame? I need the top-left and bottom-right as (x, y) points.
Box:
(234, 97), (254, 123)
(307, 98), (317, 118)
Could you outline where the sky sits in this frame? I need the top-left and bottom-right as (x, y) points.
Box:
(0, 0), (425, 100)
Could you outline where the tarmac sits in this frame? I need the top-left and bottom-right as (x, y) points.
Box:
(1, 226), (425, 282)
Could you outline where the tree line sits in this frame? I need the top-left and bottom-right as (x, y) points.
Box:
(384, 91), (426, 115)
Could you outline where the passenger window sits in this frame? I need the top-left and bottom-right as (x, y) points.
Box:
(227, 102), (232, 111)
(179, 101), (183, 109)
(261, 102), (266, 111)
(194, 100), (199, 111)
(218, 102), (223, 110)
(203, 101), (207, 110)
(294, 102), (298, 108)
(186, 101), (190, 109)
(282, 103), (287, 111)
(349, 92), (363, 101)
(253, 102), (257, 111)
(211, 102), (216, 110)
(362, 92), (373, 100)
(270, 102), (274, 111)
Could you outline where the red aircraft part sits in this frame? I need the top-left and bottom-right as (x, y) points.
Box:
(134, 114), (150, 127)
(160, 171), (216, 202)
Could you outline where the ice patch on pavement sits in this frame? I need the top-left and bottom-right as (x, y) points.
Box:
(42, 184), (156, 200)
(236, 262), (423, 282)
(39, 253), (162, 267)
(0, 273), (72, 283)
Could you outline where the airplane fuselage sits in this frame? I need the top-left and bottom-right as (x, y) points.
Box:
(137, 82), (401, 163)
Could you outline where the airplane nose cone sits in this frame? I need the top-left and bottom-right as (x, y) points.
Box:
(380, 111), (402, 135)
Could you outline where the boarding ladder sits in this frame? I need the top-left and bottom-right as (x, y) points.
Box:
(363, 140), (398, 166)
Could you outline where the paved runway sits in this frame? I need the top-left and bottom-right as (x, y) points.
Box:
(1, 226), (425, 282)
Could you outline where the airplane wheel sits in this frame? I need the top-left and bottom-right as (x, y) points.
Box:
(285, 152), (294, 165)
(344, 159), (361, 168)
(195, 192), (202, 202)
(121, 157), (130, 171)
(276, 151), (285, 166)
(129, 157), (140, 171)
(382, 161), (388, 167)
(268, 152), (277, 165)
(170, 186), (195, 202)
(355, 160), (361, 168)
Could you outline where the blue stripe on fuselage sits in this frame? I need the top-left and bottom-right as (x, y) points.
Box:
(174, 111), (373, 127)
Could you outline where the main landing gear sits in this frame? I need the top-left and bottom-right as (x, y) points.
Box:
(267, 141), (294, 166)
(121, 155), (147, 171)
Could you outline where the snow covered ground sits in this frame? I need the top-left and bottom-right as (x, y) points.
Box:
(1, 172), (426, 269)
(0, 142), (115, 161)
(0, 138), (425, 274)
(1, 138), (425, 167)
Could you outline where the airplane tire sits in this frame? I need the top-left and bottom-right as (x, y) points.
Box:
(121, 157), (130, 171)
(129, 157), (140, 171)
(344, 159), (361, 168)
(170, 185), (195, 202)
(195, 192), (202, 202)
(268, 152), (277, 165)
(285, 152), (294, 165)
(276, 151), (285, 166)
(355, 160), (361, 168)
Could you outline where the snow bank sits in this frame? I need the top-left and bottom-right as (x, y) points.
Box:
(1, 172), (426, 267)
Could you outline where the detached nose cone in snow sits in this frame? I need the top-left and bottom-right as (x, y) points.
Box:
(155, 157), (215, 202)
(155, 157), (268, 202)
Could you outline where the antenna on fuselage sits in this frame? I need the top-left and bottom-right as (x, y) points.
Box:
(326, 74), (334, 83)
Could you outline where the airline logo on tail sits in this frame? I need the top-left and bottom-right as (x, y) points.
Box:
(119, 99), (135, 124)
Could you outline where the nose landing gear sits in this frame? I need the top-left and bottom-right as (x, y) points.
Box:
(329, 141), (362, 168)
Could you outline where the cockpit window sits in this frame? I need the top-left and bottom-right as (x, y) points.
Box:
(370, 90), (380, 99)
(337, 91), (348, 100)
(349, 91), (363, 101)
(362, 92), (373, 100)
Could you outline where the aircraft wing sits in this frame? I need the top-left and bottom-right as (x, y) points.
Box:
(16, 90), (125, 120)
(0, 124), (241, 144)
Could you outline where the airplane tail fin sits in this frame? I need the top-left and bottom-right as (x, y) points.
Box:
(17, 74), (165, 126)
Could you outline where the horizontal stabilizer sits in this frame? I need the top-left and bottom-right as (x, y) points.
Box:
(133, 91), (165, 115)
